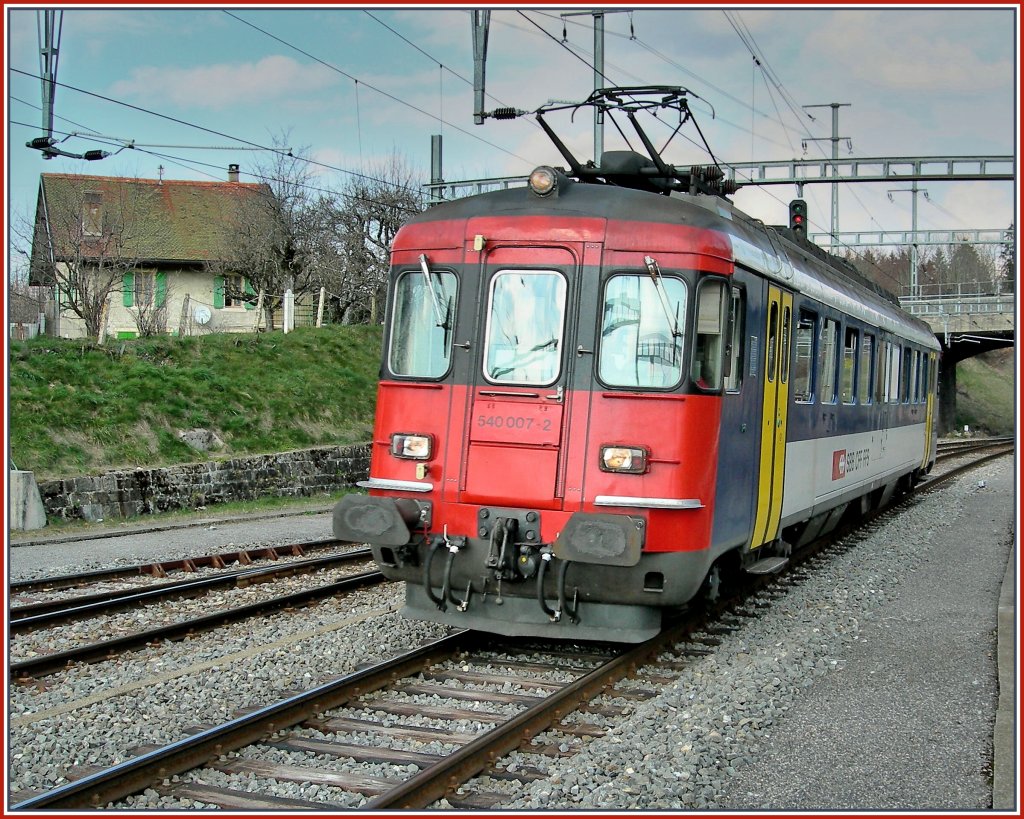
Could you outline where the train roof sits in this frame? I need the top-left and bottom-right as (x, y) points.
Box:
(413, 179), (939, 350)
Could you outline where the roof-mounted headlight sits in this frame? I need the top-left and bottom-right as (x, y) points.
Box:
(528, 166), (559, 197)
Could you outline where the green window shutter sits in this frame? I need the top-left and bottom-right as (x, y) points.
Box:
(213, 276), (225, 309)
(155, 272), (167, 308)
(243, 278), (256, 310)
(123, 272), (135, 307)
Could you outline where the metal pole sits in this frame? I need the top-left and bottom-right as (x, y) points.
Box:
(594, 12), (604, 163)
(803, 103), (850, 248)
(471, 11), (491, 125)
(911, 179), (920, 299)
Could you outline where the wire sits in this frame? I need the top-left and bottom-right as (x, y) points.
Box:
(11, 67), (430, 200)
(222, 11), (535, 167)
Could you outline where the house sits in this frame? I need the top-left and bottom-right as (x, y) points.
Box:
(28, 166), (275, 339)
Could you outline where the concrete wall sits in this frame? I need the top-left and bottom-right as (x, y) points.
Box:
(36, 444), (370, 523)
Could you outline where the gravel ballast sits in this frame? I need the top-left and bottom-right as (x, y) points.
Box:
(5, 460), (1014, 810)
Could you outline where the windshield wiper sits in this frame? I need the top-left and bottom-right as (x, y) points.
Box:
(419, 254), (449, 329)
(644, 255), (682, 338)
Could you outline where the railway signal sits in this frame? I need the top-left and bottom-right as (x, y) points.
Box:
(789, 199), (808, 238)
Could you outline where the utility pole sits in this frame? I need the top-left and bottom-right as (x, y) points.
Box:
(471, 10), (490, 125)
(888, 181), (928, 298)
(802, 103), (851, 247)
(561, 10), (631, 163)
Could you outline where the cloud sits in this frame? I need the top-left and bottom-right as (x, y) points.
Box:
(109, 55), (340, 110)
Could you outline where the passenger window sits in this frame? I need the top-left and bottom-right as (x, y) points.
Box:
(860, 334), (874, 404)
(819, 318), (839, 404)
(841, 327), (858, 404)
(902, 347), (913, 402)
(723, 288), (744, 393)
(765, 302), (779, 383)
(483, 270), (566, 385)
(780, 305), (792, 384)
(887, 343), (901, 403)
(598, 273), (687, 388)
(691, 279), (728, 391)
(793, 311), (816, 402)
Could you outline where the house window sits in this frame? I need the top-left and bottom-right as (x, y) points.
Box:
(82, 191), (103, 236)
(224, 275), (246, 307)
(214, 274), (251, 309)
(134, 271), (156, 306)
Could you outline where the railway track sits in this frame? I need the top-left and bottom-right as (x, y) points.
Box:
(12, 442), (1011, 811)
(9, 542), (386, 680)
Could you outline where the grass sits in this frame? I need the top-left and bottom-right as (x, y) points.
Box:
(8, 325), (382, 480)
(954, 349), (1016, 436)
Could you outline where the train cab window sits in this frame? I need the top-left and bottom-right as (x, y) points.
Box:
(388, 268), (458, 378)
(840, 327), (858, 404)
(723, 287), (745, 393)
(859, 333), (875, 404)
(793, 311), (816, 402)
(484, 270), (567, 385)
(690, 279), (728, 391)
(819, 318), (839, 404)
(598, 273), (687, 389)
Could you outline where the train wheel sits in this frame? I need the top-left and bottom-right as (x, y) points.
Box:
(701, 563), (723, 604)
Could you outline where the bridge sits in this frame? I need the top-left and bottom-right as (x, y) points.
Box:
(898, 288), (1015, 435)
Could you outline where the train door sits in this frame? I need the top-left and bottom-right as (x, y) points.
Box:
(920, 350), (938, 469)
(456, 241), (589, 510)
(750, 284), (793, 549)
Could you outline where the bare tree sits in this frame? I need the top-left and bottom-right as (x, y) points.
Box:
(322, 153), (427, 324)
(28, 173), (148, 338)
(126, 273), (171, 337)
(208, 131), (321, 329)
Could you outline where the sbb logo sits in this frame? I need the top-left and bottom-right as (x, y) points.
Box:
(832, 450), (847, 480)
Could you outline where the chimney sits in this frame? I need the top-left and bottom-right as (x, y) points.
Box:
(228, 164), (240, 183)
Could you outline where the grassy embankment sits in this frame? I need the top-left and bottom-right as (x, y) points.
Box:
(7, 328), (1014, 481)
(8, 325), (382, 481)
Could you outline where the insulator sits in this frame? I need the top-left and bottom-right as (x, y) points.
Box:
(721, 180), (741, 195)
(491, 107), (519, 120)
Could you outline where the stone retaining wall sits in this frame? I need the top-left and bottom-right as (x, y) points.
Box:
(37, 444), (371, 523)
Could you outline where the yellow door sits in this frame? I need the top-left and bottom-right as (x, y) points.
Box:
(751, 285), (793, 549)
(921, 351), (937, 469)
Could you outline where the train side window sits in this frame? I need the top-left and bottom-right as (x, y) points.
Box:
(876, 341), (887, 404)
(388, 268), (458, 378)
(691, 279), (728, 391)
(913, 350), (922, 402)
(819, 318), (839, 404)
(780, 305), (792, 384)
(901, 346), (913, 403)
(723, 287), (745, 393)
(859, 333), (874, 404)
(765, 302), (779, 383)
(484, 270), (567, 385)
(793, 311), (816, 402)
(598, 273), (687, 389)
(840, 326), (858, 404)
(887, 343), (901, 403)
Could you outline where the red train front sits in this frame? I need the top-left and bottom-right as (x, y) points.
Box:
(333, 168), (739, 642)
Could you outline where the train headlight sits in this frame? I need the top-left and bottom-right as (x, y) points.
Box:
(600, 445), (649, 474)
(528, 166), (558, 196)
(391, 433), (433, 460)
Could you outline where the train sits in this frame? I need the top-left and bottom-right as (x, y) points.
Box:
(333, 87), (940, 643)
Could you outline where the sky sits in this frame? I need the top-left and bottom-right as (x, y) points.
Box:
(4, 4), (1020, 286)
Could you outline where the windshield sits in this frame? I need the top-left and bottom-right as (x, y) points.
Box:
(599, 273), (687, 388)
(388, 269), (457, 378)
(483, 270), (567, 384)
